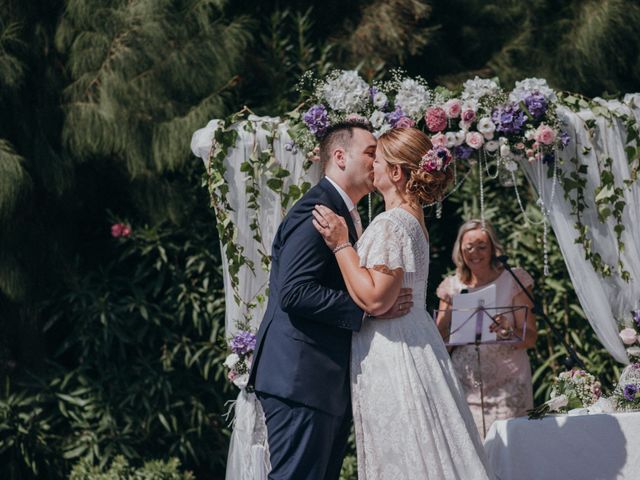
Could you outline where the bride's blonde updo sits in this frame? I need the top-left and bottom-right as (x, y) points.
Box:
(377, 127), (454, 205)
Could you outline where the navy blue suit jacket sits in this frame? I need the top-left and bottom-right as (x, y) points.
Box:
(249, 177), (364, 416)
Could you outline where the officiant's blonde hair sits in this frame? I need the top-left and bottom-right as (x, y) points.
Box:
(452, 219), (505, 284)
(377, 127), (453, 205)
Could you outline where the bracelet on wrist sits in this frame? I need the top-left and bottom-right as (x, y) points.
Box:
(332, 242), (352, 254)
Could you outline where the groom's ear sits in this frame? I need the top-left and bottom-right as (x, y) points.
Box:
(333, 147), (347, 170)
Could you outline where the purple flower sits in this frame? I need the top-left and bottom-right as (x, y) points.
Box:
(524, 92), (548, 119)
(230, 331), (256, 355)
(454, 145), (474, 160)
(624, 384), (638, 402)
(386, 107), (406, 128)
(492, 103), (527, 135)
(369, 86), (379, 101)
(303, 104), (330, 138)
(633, 309), (640, 329)
(560, 130), (571, 147)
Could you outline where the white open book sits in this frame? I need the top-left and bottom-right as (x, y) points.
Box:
(450, 284), (497, 345)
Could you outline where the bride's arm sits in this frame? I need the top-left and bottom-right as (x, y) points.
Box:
(333, 246), (404, 316)
(313, 205), (404, 316)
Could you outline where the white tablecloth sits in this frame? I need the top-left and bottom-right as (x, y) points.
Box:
(484, 412), (640, 480)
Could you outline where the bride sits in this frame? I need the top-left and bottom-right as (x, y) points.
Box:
(312, 127), (493, 479)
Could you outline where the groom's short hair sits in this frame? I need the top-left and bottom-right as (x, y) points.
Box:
(319, 119), (374, 170)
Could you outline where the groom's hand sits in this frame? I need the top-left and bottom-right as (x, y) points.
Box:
(373, 288), (413, 319)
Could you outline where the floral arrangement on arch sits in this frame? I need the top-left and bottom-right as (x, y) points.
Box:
(223, 327), (256, 390)
(618, 308), (640, 360)
(528, 368), (602, 419)
(291, 69), (569, 174)
(611, 363), (640, 411)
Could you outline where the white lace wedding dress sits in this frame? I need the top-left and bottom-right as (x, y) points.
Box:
(352, 208), (493, 479)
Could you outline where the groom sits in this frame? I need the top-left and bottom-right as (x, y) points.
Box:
(249, 120), (411, 479)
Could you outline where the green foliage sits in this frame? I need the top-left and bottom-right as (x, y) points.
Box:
(56, 0), (252, 176)
(69, 456), (193, 480)
(0, 163), (232, 478)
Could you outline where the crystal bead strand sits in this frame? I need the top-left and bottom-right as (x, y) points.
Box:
(479, 155), (486, 228)
(368, 192), (372, 224)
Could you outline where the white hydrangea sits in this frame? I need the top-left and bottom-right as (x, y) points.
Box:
(394, 78), (432, 119)
(509, 77), (557, 103)
(318, 70), (370, 113)
(461, 76), (501, 102)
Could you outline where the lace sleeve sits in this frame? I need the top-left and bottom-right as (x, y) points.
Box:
(436, 276), (456, 303)
(357, 217), (415, 272)
(512, 268), (534, 297)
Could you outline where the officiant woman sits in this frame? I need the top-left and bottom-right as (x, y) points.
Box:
(435, 219), (537, 438)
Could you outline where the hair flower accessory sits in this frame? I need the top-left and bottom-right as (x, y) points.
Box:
(420, 146), (452, 173)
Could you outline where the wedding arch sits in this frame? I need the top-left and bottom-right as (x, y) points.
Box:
(190, 71), (640, 477)
(192, 71), (640, 364)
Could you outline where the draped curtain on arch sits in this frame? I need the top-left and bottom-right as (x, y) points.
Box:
(191, 115), (322, 337)
(518, 98), (640, 364)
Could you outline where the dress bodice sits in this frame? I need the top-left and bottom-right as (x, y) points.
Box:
(356, 208), (429, 308)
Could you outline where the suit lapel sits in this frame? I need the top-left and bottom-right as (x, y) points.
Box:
(318, 177), (358, 244)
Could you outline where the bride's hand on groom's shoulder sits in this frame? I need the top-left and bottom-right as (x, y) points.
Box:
(312, 204), (349, 250)
(372, 288), (413, 319)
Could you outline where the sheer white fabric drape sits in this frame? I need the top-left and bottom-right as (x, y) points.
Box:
(191, 115), (321, 479)
(518, 98), (640, 364)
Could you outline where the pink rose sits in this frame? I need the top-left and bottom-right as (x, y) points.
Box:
(444, 99), (461, 119)
(620, 327), (638, 345)
(431, 133), (447, 147)
(121, 225), (132, 237)
(395, 116), (416, 128)
(346, 114), (367, 122)
(111, 224), (123, 238)
(425, 107), (447, 132)
(535, 124), (557, 145)
(465, 131), (485, 150)
(227, 370), (238, 381)
(461, 109), (476, 124)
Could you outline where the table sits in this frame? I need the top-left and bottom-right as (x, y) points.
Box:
(483, 412), (640, 480)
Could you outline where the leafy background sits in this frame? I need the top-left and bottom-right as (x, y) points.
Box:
(1, 0), (639, 477)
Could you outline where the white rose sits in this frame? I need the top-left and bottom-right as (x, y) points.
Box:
(484, 140), (499, 153)
(224, 353), (240, 369)
(477, 117), (496, 135)
(454, 131), (466, 146)
(445, 132), (458, 148)
(627, 346), (640, 358)
(373, 91), (388, 108)
(500, 145), (512, 158)
(374, 123), (392, 138)
(369, 110), (386, 129)
(619, 327), (638, 345)
(547, 394), (568, 412)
